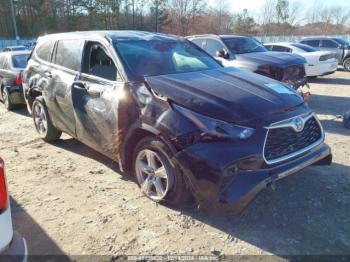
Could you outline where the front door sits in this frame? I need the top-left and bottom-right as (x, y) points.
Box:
(71, 41), (124, 159)
(320, 39), (344, 63)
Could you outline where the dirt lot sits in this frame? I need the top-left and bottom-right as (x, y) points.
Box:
(1, 70), (350, 258)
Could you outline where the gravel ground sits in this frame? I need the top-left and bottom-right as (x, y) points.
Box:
(0, 70), (349, 258)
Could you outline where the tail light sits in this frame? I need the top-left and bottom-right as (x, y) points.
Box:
(15, 75), (22, 85)
(0, 158), (9, 213)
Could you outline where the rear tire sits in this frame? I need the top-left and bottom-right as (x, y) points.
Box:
(32, 97), (61, 142)
(343, 57), (350, 72)
(133, 136), (191, 205)
(2, 88), (15, 110)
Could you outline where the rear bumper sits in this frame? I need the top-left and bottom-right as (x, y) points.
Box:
(305, 61), (338, 77)
(7, 86), (25, 105)
(1, 232), (27, 262)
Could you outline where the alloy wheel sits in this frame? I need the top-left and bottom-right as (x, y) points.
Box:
(33, 103), (48, 136)
(344, 60), (350, 72)
(135, 149), (173, 201)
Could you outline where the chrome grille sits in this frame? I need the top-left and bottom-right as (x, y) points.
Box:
(264, 115), (323, 164)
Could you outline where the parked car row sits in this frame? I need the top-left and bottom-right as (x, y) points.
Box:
(187, 35), (309, 92)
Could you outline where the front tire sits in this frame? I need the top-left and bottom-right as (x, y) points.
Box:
(343, 57), (350, 72)
(32, 97), (62, 142)
(2, 88), (15, 110)
(133, 136), (191, 205)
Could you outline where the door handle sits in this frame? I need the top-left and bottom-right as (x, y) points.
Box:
(72, 81), (100, 98)
(72, 81), (87, 90)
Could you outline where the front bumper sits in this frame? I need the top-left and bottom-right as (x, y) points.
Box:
(175, 140), (332, 214)
(1, 232), (27, 262)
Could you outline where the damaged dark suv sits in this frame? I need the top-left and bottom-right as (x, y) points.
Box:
(22, 31), (332, 212)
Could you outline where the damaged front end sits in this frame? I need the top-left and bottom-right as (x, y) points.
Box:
(124, 68), (332, 214)
(282, 64), (310, 101)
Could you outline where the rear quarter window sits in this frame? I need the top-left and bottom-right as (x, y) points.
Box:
(36, 40), (55, 62)
(55, 40), (83, 71)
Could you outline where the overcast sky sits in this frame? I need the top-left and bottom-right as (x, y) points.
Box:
(208, 0), (350, 14)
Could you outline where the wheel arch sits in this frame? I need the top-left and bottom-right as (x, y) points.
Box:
(27, 87), (43, 110)
(120, 123), (177, 173)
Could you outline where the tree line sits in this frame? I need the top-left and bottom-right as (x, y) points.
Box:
(0, 0), (349, 39)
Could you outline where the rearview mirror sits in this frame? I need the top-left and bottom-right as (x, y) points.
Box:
(216, 50), (230, 60)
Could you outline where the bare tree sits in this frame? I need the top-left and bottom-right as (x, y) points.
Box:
(166, 0), (205, 35)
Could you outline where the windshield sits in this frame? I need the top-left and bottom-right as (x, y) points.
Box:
(223, 37), (268, 54)
(332, 38), (350, 47)
(12, 54), (29, 68)
(291, 43), (318, 52)
(114, 39), (221, 80)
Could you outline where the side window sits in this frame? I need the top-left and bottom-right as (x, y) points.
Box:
(265, 45), (273, 51)
(205, 39), (225, 57)
(302, 40), (320, 47)
(36, 40), (55, 62)
(55, 40), (83, 71)
(321, 40), (338, 48)
(272, 45), (292, 52)
(82, 42), (117, 81)
(191, 39), (206, 50)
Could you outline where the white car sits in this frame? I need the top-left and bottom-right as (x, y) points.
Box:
(265, 42), (338, 77)
(0, 158), (27, 260)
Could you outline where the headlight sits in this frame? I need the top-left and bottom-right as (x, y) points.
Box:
(174, 104), (255, 141)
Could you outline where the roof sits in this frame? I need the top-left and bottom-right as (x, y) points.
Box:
(300, 36), (335, 40)
(39, 30), (179, 42)
(264, 42), (294, 46)
(187, 34), (252, 40)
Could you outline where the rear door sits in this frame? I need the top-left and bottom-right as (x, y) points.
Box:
(50, 39), (84, 135)
(24, 39), (56, 112)
(71, 40), (123, 159)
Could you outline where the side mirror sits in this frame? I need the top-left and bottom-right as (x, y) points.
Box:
(216, 50), (230, 59)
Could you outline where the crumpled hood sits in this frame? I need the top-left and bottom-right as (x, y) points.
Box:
(145, 67), (304, 125)
(237, 51), (306, 68)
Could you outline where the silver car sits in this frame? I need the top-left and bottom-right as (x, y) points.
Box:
(299, 37), (350, 72)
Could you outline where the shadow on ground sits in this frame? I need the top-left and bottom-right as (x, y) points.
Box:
(7, 106), (30, 118)
(48, 136), (350, 256)
(50, 138), (132, 182)
(10, 197), (66, 256)
(309, 73), (350, 86)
